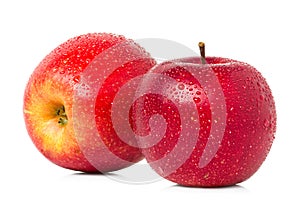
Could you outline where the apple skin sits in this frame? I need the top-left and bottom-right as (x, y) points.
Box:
(23, 33), (156, 172)
(131, 56), (276, 187)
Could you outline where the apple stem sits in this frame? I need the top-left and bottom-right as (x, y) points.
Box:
(198, 42), (206, 64)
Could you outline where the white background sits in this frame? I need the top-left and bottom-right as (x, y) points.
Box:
(1, 0), (299, 219)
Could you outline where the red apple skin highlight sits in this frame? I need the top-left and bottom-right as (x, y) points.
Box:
(23, 33), (156, 172)
(131, 56), (276, 187)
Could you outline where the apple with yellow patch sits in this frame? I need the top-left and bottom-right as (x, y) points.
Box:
(23, 33), (156, 172)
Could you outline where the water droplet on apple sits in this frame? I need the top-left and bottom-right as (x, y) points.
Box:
(73, 75), (80, 83)
(178, 83), (185, 90)
(193, 97), (201, 103)
(263, 119), (269, 128)
(260, 95), (264, 101)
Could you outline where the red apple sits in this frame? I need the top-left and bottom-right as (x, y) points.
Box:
(23, 33), (156, 172)
(131, 43), (276, 187)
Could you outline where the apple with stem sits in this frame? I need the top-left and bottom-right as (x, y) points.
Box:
(131, 42), (276, 187)
(23, 33), (156, 172)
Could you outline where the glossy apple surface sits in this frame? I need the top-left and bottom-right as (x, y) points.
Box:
(131, 56), (276, 187)
(24, 33), (156, 172)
